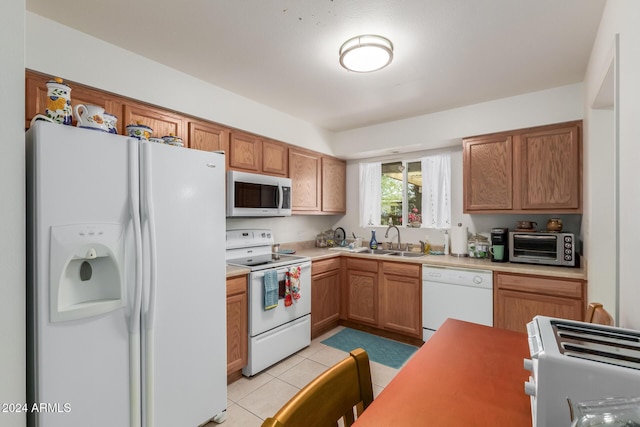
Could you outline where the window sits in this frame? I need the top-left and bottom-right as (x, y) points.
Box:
(381, 161), (423, 227)
(359, 153), (451, 229)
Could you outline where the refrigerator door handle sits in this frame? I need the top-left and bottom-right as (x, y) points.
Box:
(128, 139), (143, 333)
(127, 139), (142, 427)
(141, 140), (158, 426)
(141, 141), (158, 328)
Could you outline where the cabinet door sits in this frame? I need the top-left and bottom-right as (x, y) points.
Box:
(123, 103), (184, 140)
(515, 124), (582, 211)
(463, 135), (513, 212)
(380, 273), (421, 337)
(346, 270), (378, 326)
(494, 272), (585, 333)
(262, 139), (288, 176)
(226, 276), (248, 377)
(229, 131), (261, 172)
(321, 156), (347, 213)
(289, 148), (322, 213)
(188, 119), (230, 169)
(494, 289), (584, 334)
(311, 268), (341, 338)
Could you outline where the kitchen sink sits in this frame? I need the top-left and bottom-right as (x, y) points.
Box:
(387, 251), (425, 258)
(362, 249), (396, 255)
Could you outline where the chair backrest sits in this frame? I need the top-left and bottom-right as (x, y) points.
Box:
(261, 348), (374, 427)
(585, 302), (614, 326)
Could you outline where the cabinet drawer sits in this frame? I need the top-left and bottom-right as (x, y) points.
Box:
(312, 257), (341, 276)
(227, 276), (247, 296)
(346, 258), (378, 273)
(495, 273), (583, 299)
(382, 261), (420, 278)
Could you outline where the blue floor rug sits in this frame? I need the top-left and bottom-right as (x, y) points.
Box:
(321, 328), (418, 369)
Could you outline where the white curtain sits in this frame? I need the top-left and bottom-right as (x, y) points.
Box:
(422, 153), (451, 229)
(359, 162), (381, 227)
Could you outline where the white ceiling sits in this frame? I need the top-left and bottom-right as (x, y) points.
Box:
(26, 0), (606, 132)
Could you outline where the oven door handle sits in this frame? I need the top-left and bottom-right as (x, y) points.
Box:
(253, 267), (292, 279)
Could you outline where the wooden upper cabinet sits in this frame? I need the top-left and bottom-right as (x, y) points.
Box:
(289, 148), (322, 213)
(188, 119), (230, 168)
(321, 157), (347, 214)
(229, 131), (261, 173)
(262, 139), (288, 176)
(26, 70), (124, 133)
(228, 132), (288, 176)
(515, 124), (581, 211)
(463, 135), (513, 211)
(463, 120), (582, 214)
(123, 102), (184, 140)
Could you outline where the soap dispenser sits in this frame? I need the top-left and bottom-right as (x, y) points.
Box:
(369, 230), (378, 250)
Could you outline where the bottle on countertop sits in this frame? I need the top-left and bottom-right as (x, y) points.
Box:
(420, 237), (430, 254)
(443, 230), (449, 255)
(369, 230), (378, 250)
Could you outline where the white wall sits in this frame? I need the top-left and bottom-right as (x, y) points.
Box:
(583, 0), (640, 329)
(332, 86), (585, 251)
(0, 1), (26, 426)
(25, 13), (334, 156)
(333, 84), (584, 159)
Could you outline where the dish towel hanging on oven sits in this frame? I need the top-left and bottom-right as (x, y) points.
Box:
(263, 270), (279, 310)
(284, 266), (301, 307)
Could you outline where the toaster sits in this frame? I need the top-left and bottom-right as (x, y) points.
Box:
(524, 316), (640, 426)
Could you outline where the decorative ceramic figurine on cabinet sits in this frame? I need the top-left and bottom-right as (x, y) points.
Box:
(30, 77), (73, 126)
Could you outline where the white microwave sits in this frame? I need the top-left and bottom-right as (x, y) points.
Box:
(226, 171), (292, 217)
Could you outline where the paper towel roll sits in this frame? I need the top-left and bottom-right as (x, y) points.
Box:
(451, 225), (468, 256)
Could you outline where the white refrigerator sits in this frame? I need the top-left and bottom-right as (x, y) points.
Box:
(26, 121), (227, 427)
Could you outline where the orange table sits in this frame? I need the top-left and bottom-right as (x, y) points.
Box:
(354, 319), (532, 426)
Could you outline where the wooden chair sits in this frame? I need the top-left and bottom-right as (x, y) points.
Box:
(261, 348), (374, 427)
(585, 302), (614, 326)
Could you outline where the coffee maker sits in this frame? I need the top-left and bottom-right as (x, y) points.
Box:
(490, 227), (509, 262)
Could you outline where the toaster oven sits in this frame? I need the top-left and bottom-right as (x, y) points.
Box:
(509, 232), (577, 267)
(524, 316), (640, 426)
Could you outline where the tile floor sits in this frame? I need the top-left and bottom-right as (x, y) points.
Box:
(206, 326), (406, 427)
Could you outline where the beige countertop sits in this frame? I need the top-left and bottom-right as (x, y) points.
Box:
(295, 247), (587, 280)
(226, 264), (251, 278)
(226, 247), (587, 280)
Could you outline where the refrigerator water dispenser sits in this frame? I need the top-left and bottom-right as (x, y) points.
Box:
(49, 223), (125, 322)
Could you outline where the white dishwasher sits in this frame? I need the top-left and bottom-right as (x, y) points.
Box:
(422, 265), (493, 341)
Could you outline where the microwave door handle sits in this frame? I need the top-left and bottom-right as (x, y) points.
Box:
(277, 184), (283, 210)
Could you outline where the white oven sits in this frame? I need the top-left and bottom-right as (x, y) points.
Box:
(524, 316), (640, 426)
(226, 229), (311, 376)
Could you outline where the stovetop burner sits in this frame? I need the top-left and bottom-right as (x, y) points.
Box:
(227, 253), (310, 271)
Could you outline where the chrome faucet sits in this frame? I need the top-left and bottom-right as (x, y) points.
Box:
(385, 225), (401, 250)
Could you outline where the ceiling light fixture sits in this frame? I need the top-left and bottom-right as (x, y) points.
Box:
(339, 34), (393, 73)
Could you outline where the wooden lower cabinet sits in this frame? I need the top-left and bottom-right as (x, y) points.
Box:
(343, 258), (422, 340)
(379, 262), (422, 338)
(345, 258), (378, 326)
(311, 258), (341, 338)
(226, 275), (248, 384)
(494, 272), (586, 334)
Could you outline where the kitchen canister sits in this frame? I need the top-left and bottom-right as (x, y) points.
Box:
(450, 223), (468, 257)
(468, 234), (490, 258)
(30, 77), (73, 126)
